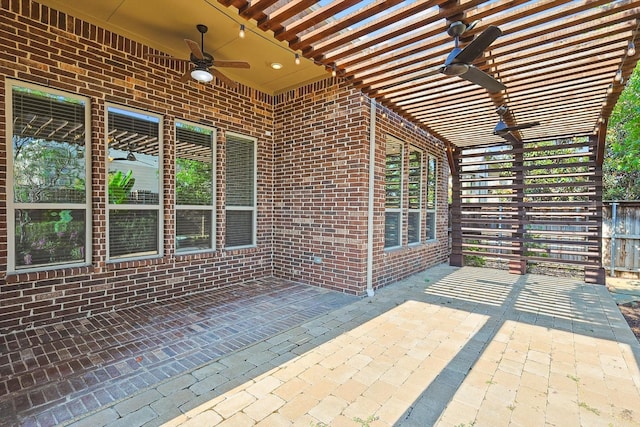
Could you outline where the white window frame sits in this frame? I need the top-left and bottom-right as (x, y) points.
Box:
(385, 136), (403, 250)
(105, 104), (163, 261)
(174, 120), (216, 254)
(6, 80), (92, 273)
(426, 153), (438, 241)
(407, 146), (423, 245)
(225, 132), (257, 249)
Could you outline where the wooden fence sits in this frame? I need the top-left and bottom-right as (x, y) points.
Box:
(603, 201), (640, 278)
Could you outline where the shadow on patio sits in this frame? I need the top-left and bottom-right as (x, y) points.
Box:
(3, 265), (640, 426)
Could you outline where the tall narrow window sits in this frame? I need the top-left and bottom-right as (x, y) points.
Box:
(225, 133), (256, 248)
(426, 154), (437, 240)
(107, 106), (162, 260)
(175, 121), (215, 253)
(408, 147), (423, 244)
(7, 82), (91, 272)
(385, 137), (403, 249)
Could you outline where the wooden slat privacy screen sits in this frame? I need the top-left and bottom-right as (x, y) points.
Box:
(450, 136), (603, 281)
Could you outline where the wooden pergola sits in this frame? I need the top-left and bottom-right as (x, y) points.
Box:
(218, 0), (640, 283)
(219, 0), (639, 148)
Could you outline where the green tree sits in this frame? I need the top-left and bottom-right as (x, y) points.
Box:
(13, 137), (85, 203)
(175, 158), (213, 205)
(605, 62), (640, 200)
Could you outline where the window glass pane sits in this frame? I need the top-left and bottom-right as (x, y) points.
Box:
(426, 211), (436, 240)
(176, 210), (212, 252)
(176, 123), (213, 206)
(226, 210), (253, 247)
(107, 106), (161, 260)
(385, 212), (401, 248)
(12, 88), (86, 204)
(385, 141), (402, 209)
(427, 155), (437, 210)
(408, 149), (422, 210)
(108, 107), (160, 206)
(408, 211), (420, 244)
(225, 134), (255, 248)
(15, 209), (86, 269)
(226, 135), (254, 207)
(109, 210), (159, 258)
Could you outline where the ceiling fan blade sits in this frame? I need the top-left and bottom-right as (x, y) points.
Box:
(460, 66), (506, 92)
(212, 60), (250, 69)
(503, 122), (541, 132)
(180, 69), (192, 82)
(455, 25), (502, 64)
(495, 122), (540, 134)
(212, 68), (238, 89)
(185, 39), (204, 60)
(144, 54), (190, 63)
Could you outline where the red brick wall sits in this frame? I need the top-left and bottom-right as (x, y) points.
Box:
(0, 0), (450, 333)
(0, 0), (274, 333)
(373, 109), (450, 288)
(273, 81), (370, 294)
(273, 83), (449, 294)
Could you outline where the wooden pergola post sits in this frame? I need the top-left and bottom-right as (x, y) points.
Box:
(510, 142), (527, 275)
(448, 143), (463, 267)
(585, 132), (606, 284)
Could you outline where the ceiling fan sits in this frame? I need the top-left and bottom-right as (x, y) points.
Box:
(145, 24), (250, 89)
(493, 105), (540, 143)
(111, 150), (137, 162)
(419, 21), (506, 92)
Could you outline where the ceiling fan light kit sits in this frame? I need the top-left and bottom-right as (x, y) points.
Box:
(191, 67), (214, 82)
(144, 24), (250, 88)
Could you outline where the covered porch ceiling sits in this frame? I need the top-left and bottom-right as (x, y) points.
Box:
(37, 0), (640, 148)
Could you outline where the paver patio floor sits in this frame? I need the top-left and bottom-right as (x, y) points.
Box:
(3, 265), (640, 426)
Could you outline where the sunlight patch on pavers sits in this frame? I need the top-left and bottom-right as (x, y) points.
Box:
(161, 300), (489, 426)
(439, 320), (640, 427)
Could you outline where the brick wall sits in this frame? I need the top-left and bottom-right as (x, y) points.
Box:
(273, 83), (449, 294)
(0, 0), (274, 333)
(273, 81), (371, 294)
(373, 110), (450, 288)
(0, 0), (450, 333)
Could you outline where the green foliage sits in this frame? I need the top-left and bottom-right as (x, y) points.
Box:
(464, 240), (486, 267)
(524, 238), (549, 257)
(108, 170), (135, 204)
(605, 62), (640, 200)
(16, 209), (85, 267)
(464, 254), (486, 267)
(175, 158), (213, 205)
(353, 415), (379, 426)
(109, 210), (157, 257)
(522, 138), (590, 202)
(13, 137), (85, 203)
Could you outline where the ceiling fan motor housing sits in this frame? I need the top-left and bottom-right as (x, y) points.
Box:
(444, 62), (469, 76)
(447, 21), (467, 37)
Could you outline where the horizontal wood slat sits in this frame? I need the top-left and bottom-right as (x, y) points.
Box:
(452, 136), (603, 275)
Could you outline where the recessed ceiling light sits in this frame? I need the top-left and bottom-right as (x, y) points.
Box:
(271, 62), (283, 70)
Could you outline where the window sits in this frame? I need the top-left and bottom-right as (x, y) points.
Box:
(7, 82), (91, 272)
(408, 147), (422, 244)
(426, 154), (437, 240)
(385, 136), (403, 249)
(107, 105), (162, 260)
(175, 121), (215, 253)
(225, 133), (256, 248)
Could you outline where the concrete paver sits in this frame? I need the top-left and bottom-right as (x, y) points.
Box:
(53, 265), (640, 426)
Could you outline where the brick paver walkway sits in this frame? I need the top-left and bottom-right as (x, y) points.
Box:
(0, 278), (358, 427)
(4, 265), (640, 426)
